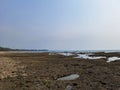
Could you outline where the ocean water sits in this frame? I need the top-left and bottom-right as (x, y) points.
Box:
(49, 50), (120, 53)
(10, 50), (120, 53)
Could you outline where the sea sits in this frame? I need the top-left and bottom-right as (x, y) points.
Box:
(11, 50), (120, 53)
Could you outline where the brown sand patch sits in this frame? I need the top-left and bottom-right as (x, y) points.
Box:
(0, 57), (26, 79)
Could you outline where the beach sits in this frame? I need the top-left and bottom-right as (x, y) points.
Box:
(0, 51), (120, 90)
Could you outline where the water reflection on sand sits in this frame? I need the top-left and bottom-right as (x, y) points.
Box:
(49, 52), (120, 63)
(74, 54), (106, 59)
(57, 74), (79, 81)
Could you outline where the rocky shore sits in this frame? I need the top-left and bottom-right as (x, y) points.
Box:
(0, 52), (120, 90)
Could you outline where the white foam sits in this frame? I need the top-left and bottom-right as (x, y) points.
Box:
(107, 57), (120, 62)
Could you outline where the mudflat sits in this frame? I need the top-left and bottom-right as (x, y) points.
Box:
(0, 52), (120, 90)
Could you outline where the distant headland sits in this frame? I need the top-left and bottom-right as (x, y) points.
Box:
(0, 46), (48, 51)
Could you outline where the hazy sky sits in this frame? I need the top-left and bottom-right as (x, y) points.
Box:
(0, 0), (120, 50)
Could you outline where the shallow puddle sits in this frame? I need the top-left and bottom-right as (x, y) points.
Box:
(107, 57), (120, 62)
(57, 74), (79, 81)
(58, 53), (74, 56)
(74, 54), (106, 59)
(66, 85), (73, 90)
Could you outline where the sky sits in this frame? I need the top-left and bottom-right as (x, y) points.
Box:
(0, 0), (120, 50)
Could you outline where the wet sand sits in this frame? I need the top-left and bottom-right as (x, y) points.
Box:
(0, 52), (120, 90)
